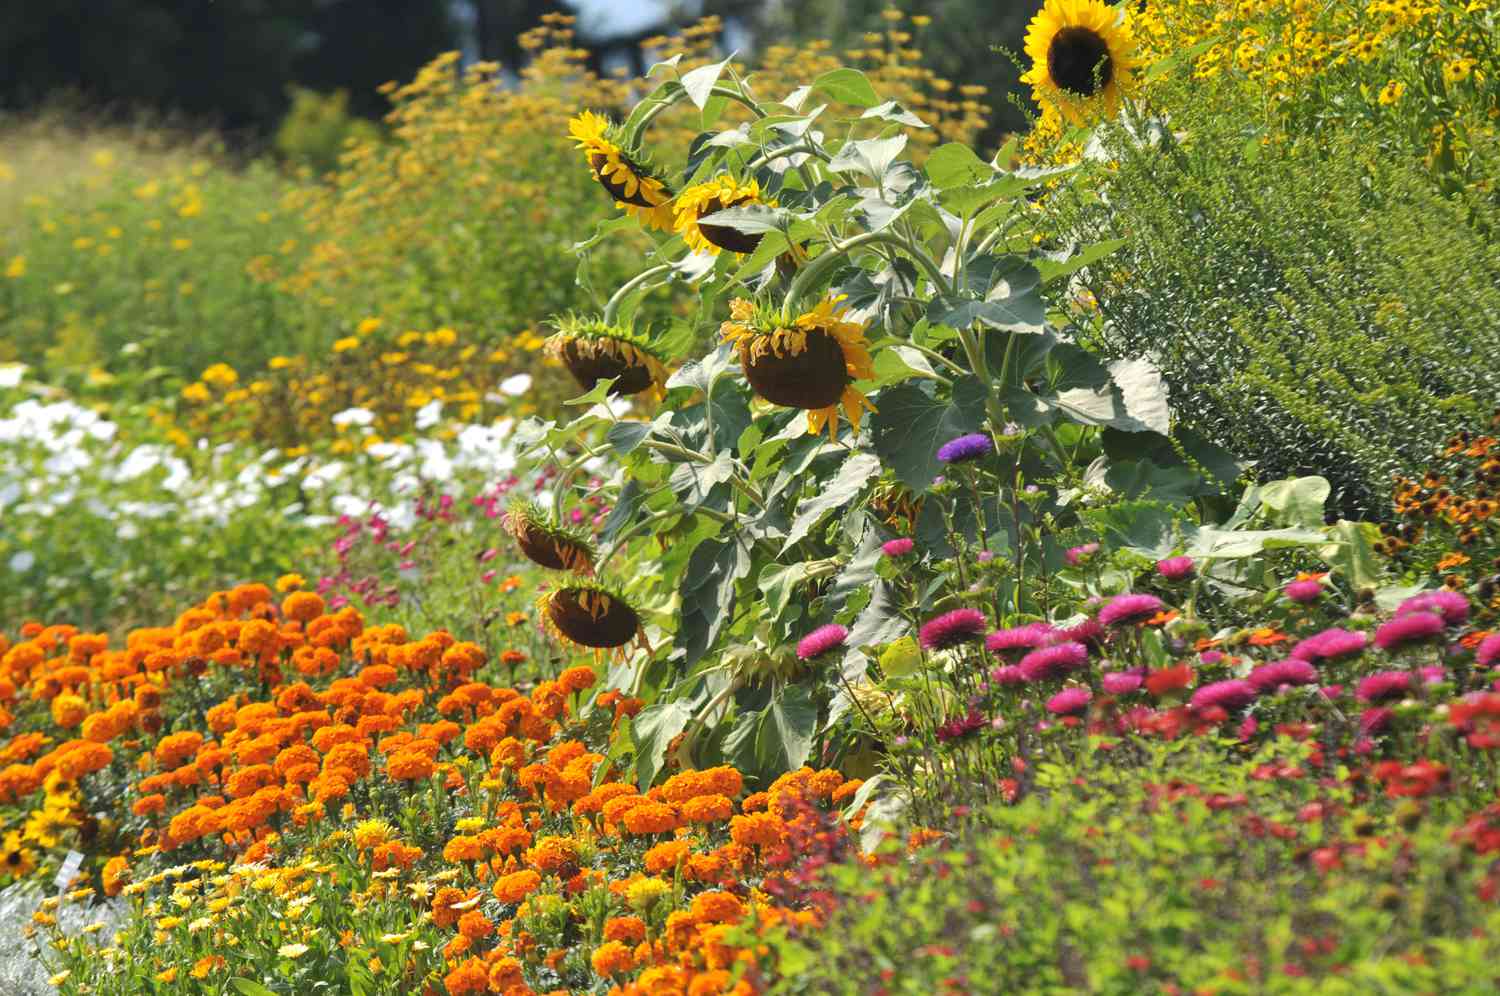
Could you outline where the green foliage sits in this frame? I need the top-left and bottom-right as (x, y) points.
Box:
(1049, 87), (1500, 516)
(272, 88), (382, 176)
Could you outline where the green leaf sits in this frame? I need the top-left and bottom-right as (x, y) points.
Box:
(811, 67), (881, 107)
(232, 981), (279, 996)
(1258, 476), (1330, 529)
(722, 684), (818, 782)
(633, 702), (694, 787)
(870, 344), (939, 387)
(681, 55), (735, 110)
(1321, 519), (1384, 589)
(1034, 237), (1128, 283)
(782, 452), (881, 552)
(695, 203), (793, 234)
(925, 143), (991, 189)
(828, 135), (908, 181)
(871, 378), (987, 490)
(606, 421), (651, 456)
(862, 101), (928, 128)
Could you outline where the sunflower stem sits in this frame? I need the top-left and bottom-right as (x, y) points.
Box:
(624, 84), (768, 149)
(602, 263), (675, 326)
(782, 231), (949, 321)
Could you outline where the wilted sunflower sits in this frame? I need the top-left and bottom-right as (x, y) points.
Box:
(505, 500), (595, 575)
(567, 111), (675, 231)
(673, 175), (774, 255)
(720, 296), (876, 440)
(539, 582), (643, 651)
(545, 316), (667, 398)
(1020, 0), (1140, 126)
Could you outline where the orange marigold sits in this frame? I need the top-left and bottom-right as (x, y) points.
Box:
(591, 940), (635, 977)
(621, 801), (679, 835)
(493, 868), (542, 904)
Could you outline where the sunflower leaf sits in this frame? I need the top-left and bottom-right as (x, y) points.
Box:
(631, 701), (694, 787)
(782, 452), (881, 553)
(681, 55), (737, 110)
(811, 67), (881, 108)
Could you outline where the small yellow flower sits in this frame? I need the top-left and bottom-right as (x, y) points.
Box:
(332, 336), (361, 353)
(356, 316), (384, 335)
(278, 942), (311, 959)
(1378, 79), (1406, 105)
(3, 256), (23, 279)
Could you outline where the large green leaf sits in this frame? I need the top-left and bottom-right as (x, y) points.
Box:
(1259, 476), (1330, 529)
(925, 142), (991, 189)
(722, 684), (818, 783)
(782, 452), (881, 552)
(828, 135), (908, 181)
(871, 378), (988, 490)
(811, 67), (881, 107)
(677, 535), (754, 664)
(681, 55), (735, 109)
(1321, 519), (1384, 589)
(632, 702), (694, 787)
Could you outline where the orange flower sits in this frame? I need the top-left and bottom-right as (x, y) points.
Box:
(101, 855), (129, 896)
(621, 801), (680, 835)
(591, 940), (635, 977)
(643, 839), (692, 874)
(493, 869), (542, 904)
(558, 665), (597, 694)
(386, 749), (436, 781)
(281, 592), (325, 623)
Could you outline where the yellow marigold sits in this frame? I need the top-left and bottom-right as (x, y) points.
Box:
(50, 693), (88, 729)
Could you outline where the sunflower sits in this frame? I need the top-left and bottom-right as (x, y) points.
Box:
(1020, 0), (1141, 126)
(545, 316), (667, 399)
(504, 500), (596, 575)
(720, 296), (876, 441)
(567, 111), (675, 231)
(539, 583), (644, 652)
(673, 175), (775, 255)
(1, 831), (36, 880)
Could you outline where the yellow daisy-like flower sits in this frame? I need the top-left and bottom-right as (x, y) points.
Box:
(720, 296), (876, 441)
(568, 111), (675, 231)
(1377, 79), (1406, 105)
(1020, 0), (1141, 126)
(673, 175), (775, 255)
(544, 316), (667, 399)
(1, 831), (37, 880)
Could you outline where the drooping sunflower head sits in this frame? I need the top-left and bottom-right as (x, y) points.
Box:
(545, 315), (667, 399)
(720, 296), (876, 440)
(567, 111), (676, 231)
(504, 499), (596, 575)
(1020, 0), (1141, 126)
(673, 175), (775, 256)
(539, 581), (642, 651)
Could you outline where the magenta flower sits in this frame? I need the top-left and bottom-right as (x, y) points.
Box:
(1395, 590), (1470, 625)
(1064, 542), (1100, 566)
(1356, 670), (1413, 703)
(1155, 556), (1195, 581)
(1101, 670), (1144, 695)
(1477, 633), (1500, 668)
(1284, 578), (1324, 603)
(989, 664), (1026, 686)
(1199, 649), (1224, 666)
(1373, 612), (1445, 651)
(919, 608), (988, 650)
(935, 432), (993, 464)
(881, 537), (915, 557)
(1018, 641), (1089, 682)
(935, 708), (985, 742)
(796, 624), (849, 661)
(1419, 665), (1447, 685)
(1053, 617), (1104, 646)
(1098, 593), (1166, 627)
(1359, 707), (1393, 735)
(1290, 627), (1368, 662)
(1247, 658), (1319, 693)
(1190, 679), (1257, 712)
(985, 623), (1058, 655)
(1046, 687), (1092, 716)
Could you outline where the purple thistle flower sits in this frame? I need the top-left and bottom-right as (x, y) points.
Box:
(1477, 633), (1500, 668)
(1359, 707), (1393, 735)
(1156, 556), (1195, 581)
(1284, 578), (1324, 603)
(1046, 687), (1092, 716)
(881, 537), (915, 557)
(989, 664), (1026, 686)
(1101, 670), (1144, 695)
(1290, 627), (1368, 662)
(919, 608), (988, 650)
(1018, 641), (1089, 682)
(1374, 612), (1445, 651)
(1395, 590), (1470, 625)
(985, 623), (1058, 655)
(1357, 670), (1413, 703)
(936, 432), (992, 464)
(1190, 679), (1257, 712)
(796, 624), (848, 661)
(1064, 542), (1099, 567)
(1098, 593), (1166, 627)
(1247, 658), (1319, 693)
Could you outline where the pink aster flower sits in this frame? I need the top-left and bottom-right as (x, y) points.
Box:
(1190, 679), (1257, 712)
(1101, 670), (1144, 695)
(1395, 590), (1470, 626)
(1156, 556), (1195, 581)
(1046, 687), (1092, 716)
(1247, 658), (1319, 693)
(796, 624), (849, 661)
(1289, 628), (1368, 662)
(1098, 593), (1166, 627)
(1356, 670), (1413, 703)
(1053, 617), (1104, 646)
(989, 664), (1026, 686)
(1373, 612), (1445, 651)
(1018, 641), (1089, 682)
(985, 623), (1058, 656)
(1477, 633), (1500, 668)
(881, 537), (915, 557)
(1283, 577), (1324, 603)
(1064, 542), (1100, 566)
(1359, 707), (1393, 735)
(919, 608), (988, 650)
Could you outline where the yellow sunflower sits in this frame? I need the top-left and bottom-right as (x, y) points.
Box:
(567, 111), (675, 231)
(1020, 0), (1141, 126)
(720, 296), (876, 441)
(544, 316), (667, 399)
(1, 831), (37, 880)
(673, 175), (775, 255)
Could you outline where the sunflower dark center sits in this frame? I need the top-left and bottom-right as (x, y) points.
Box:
(1048, 27), (1113, 97)
(548, 590), (639, 649)
(588, 152), (658, 208)
(696, 195), (762, 254)
(742, 329), (849, 411)
(5, 851), (21, 866)
(558, 338), (655, 396)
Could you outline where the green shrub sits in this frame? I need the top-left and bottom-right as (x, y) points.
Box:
(272, 87), (383, 176)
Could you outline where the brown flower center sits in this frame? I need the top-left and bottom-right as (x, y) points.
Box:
(1048, 27), (1113, 97)
(742, 329), (849, 411)
(589, 153), (660, 207)
(558, 337), (656, 396)
(696, 195), (762, 254)
(548, 590), (639, 649)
